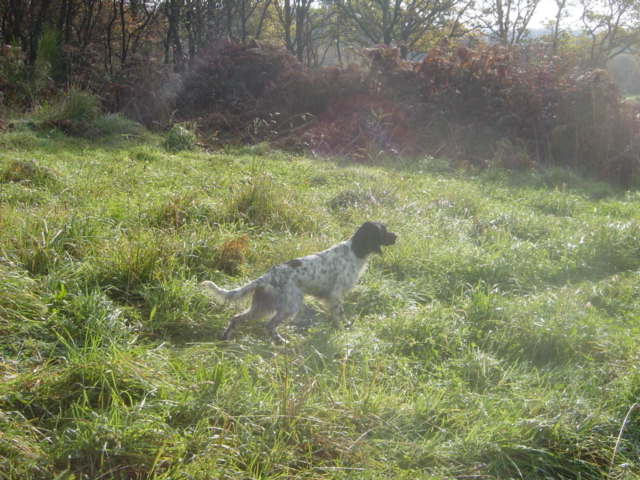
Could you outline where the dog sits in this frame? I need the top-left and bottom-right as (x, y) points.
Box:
(201, 221), (397, 343)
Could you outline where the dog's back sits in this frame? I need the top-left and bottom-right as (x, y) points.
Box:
(275, 241), (368, 300)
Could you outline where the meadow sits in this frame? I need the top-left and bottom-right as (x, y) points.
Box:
(1, 120), (640, 479)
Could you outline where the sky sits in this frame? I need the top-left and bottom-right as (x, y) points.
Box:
(529, 0), (583, 29)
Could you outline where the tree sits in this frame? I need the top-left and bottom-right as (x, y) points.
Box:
(338, 0), (465, 54)
(273, 0), (313, 60)
(550, 0), (570, 53)
(579, 0), (640, 66)
(476, 0), (542, 45)
(0, 0), (55, 62)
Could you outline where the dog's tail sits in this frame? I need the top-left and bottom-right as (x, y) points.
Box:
(201, 279), (259, 304)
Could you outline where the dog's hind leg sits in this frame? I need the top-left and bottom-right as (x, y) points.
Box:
(266, 310), (296, 344)
(221, 310), (254, 340)
(221, 287), (274, 340)
(266, 287), (302, 344)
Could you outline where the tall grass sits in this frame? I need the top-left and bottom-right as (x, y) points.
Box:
(1, 118), (639, 479)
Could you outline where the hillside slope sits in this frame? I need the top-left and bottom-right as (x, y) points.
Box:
(1, 124), (640, 479)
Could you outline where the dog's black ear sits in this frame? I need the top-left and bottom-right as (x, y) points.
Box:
(351, 222), (388, 258)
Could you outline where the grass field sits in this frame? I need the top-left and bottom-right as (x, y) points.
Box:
(1, 120), (640, 479)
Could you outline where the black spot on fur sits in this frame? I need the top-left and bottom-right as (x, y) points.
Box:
(287, 259), (303, 268)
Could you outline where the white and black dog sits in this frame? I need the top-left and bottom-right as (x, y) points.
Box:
(202, 222), (397, 343)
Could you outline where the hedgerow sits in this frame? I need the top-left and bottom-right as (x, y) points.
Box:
(3, 38), (637, 184)
(168, 40), (639, 184)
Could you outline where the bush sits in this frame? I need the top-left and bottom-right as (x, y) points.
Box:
(373, 43), (640, 183)
(170, 40), (638, 184)
(37, 90), (146, 139)
(176, 40), (303, 119)
(551, 69), (640, 184)
(90, 113), (145, 138)
(106, 59), (180, 128)
(162, 123), (198, 152)
(40, 89), (101, 136)
(176, 40), (367, 144)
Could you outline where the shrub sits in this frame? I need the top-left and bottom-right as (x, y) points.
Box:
(303, 94), (417, 160)
(176, 40), (303, 119)
(168, 40), (639, 184)
(90, 113), (145, 138)
(106, 59), (180, 128)
(40, 89), (101, 136)
(36, 26), (66, 84)
(36, 90), (146, 139)
(176, 40), (368, 144)
(389, 43), (638, 184)
(550, 70), (640, 184)
(162, 123), (197, 152)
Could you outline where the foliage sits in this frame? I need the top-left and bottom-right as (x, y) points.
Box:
(33, 89), (147, 139)
(107, 60), (182, 128)
(39, 89), (101, 136)
(162, 123), (198, 152)
(36, 26), (66, 84)
(175, 40), (368, 144)
(335, 44), (640, 182)
(0, 44), (52, 108)
(338, 0), (465, 50)
(303, 93), (417, 160)
(169, 40), (640, 184)
(0, 0), (637, 186)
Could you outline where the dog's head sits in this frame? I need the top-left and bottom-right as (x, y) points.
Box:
(351, 221), (397, 258)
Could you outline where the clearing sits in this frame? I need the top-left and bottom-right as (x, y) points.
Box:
(1, 124), (639, 479)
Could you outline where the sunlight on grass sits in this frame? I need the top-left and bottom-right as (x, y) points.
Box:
(1, 124), (640, 479)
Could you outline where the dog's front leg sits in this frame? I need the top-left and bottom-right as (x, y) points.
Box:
(328, 299), (346, 328)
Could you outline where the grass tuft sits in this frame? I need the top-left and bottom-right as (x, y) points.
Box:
(1, 158), (59, 187)
(0, 410), (48, 478)
(90, 112), (147, 139)
(0, 264), (51, 360)
(90, 230), (171, 303)
(225, 174), (322, 233)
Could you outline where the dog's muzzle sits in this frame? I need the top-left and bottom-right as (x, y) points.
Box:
(383, 232), (397, 246)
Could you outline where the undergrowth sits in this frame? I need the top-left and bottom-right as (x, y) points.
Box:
(1, 120), (639, 479)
